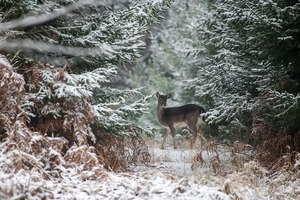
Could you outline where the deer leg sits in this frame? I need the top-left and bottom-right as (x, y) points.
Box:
(186, 115), (199, 149)
(198, 127), (206, 149)
(198, 129), (203, 149)
(160, 128), (169, 149)
(188, 125), (198, 149)
(169, 126), (177, 149)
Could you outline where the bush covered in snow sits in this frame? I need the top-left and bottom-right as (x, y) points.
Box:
(137, 0), (300, 168)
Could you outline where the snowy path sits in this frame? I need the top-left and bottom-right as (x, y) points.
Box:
(50, 140), (233, 199)
(7, 137), (298, 199)
(147, 148), (196, 176)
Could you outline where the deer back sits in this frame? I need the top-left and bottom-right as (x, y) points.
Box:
(157, 104), (205, 127)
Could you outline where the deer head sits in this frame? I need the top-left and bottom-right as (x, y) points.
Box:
(156, 92), (171, 107)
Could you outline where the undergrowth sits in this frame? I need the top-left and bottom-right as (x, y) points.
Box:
(0, 55), (151, 197)
(189, 139), (300, 199)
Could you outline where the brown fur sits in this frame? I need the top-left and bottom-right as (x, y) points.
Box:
(156, 92), (206, 149)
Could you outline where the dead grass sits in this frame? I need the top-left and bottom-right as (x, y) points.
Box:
(0, 55), (150, 176)
(145, 134), (300, 199)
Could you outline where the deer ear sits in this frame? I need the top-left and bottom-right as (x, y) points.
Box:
(156, 92), (160, 98)
(167, 93), (171, 99)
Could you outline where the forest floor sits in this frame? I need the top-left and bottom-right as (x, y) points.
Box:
(2, 135), (300, 199)
(131, 135), (300, 200)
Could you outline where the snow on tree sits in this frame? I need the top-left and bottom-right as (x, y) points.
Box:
(129, 0), (208, 131)
(185, 0), (300, 165)
(132, 0), (300, 165)
(0, 0), (173, 173)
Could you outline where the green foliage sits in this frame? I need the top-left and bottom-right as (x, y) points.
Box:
(186, 0), (300, 140)
(135, 0), (300, 144)
(0, 0), (173, 141)
(130, 0), (215, 135)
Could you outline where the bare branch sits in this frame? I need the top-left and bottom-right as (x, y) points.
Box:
(0, 0), (106, 32)
(0, 39), (117, 58)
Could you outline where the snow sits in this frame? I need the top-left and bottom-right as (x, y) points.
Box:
(20, 168), (230, 200)
(277, 36), (293, 41)
(1, 134), (300, 199)
(0, 0), (101, 32)
(0, 55), (10, 66)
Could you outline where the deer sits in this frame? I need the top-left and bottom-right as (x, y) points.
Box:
(155, 92), (206, 149)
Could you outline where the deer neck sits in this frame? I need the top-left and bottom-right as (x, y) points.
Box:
(156, 104), (165, 119)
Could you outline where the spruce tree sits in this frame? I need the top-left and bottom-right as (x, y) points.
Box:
(185, 0), (300, 160)
(0, 0), (172, 169)
(129, 0), (208, 131)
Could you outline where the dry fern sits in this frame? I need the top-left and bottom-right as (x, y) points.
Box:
(1, 54), (150, 182)
(191, 151), (206, 171)
(252, 116), (300, 169)
(191, 141), (221, 174)
(94, 131), (151, 171)
(223, 161), (267, 199)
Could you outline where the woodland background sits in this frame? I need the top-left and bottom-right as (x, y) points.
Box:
(0, 0), (300, 199)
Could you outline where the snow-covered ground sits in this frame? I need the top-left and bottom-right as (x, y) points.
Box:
(41, 168), (229, 200)
(1, 136), (300, 199)
(1, 148), (230, 199)
(135, 136), (300, 200)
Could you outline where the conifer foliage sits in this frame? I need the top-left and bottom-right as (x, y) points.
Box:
(187, 0), (300, 165)
(0, 0), (172, 174)
(140, 0), (300, 166)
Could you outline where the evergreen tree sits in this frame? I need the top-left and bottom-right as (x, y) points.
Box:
(187, 0), (300, 148)
(135, 0), (300, 149)
(130, 0), (207, 131)
(0, 0), (172, 169)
